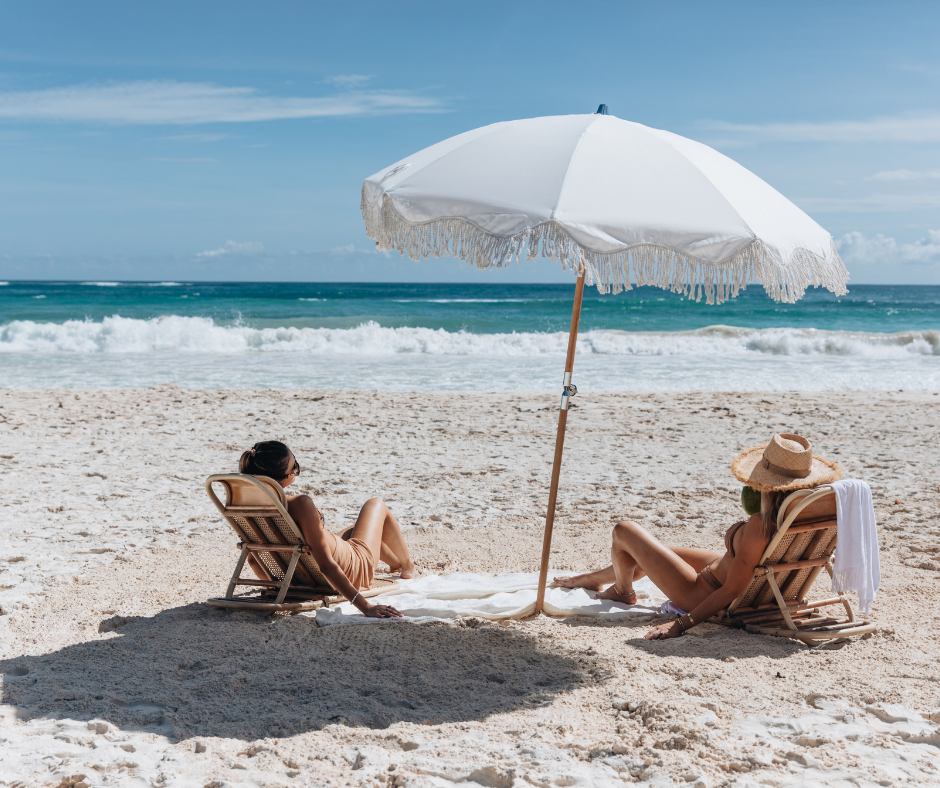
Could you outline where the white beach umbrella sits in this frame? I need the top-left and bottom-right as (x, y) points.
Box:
(361, 107), (849, 613)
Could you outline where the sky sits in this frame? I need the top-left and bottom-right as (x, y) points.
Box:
(0, 0), (939, 284)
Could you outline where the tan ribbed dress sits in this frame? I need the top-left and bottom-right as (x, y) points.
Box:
(331, 535), (375, 591)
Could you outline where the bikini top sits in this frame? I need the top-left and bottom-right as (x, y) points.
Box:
(724, 520), (748, 557)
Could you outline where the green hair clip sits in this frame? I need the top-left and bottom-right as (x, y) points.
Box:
(741, 485), (761, 516)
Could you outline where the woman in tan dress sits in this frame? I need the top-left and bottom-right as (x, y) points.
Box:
(555, 433), (842, 640)
(240, 440), (418, 619)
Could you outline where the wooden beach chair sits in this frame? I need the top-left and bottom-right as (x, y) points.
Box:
(710, 486), (877, 644)
(205, 473), (398, 612)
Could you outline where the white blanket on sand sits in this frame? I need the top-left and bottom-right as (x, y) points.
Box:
(313, 572), (668, 627)
(830, 479), (881, 615)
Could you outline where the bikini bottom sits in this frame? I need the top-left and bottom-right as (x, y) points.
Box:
(699, 564), (723, 591)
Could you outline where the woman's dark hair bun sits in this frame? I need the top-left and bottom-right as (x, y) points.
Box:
(239, 440), (292, 479)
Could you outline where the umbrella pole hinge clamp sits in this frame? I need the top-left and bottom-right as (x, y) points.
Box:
(559, 373), (578, 411)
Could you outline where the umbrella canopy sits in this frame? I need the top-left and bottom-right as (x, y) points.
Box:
(362, 113), (848, 304)
(361, 110), (849, 615)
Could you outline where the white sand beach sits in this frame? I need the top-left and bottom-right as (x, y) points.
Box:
(1, 386), (939, 787)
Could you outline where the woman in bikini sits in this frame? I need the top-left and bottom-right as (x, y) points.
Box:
(555, 433), (842, 640)
(240, 440), (419, 619)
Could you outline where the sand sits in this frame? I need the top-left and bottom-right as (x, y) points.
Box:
(1, 386), (939, 787)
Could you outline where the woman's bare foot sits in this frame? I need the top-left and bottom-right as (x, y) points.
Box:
(553, 570), (608, 591)
(595, 584), (638, 605)
(387, 562), (421, 579)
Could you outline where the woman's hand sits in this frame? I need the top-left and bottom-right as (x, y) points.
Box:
(644, 621), (683, 640)
(362, 602), (404, 619)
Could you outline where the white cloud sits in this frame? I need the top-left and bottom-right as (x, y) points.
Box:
(837, 230), (940, 266)
(869, 169), (940, 182)
(704, 114), (940, 143)
(145, 157), (217, 164)
(196, 240), (264, 258)
(894, 62), (940, 78)
(328, 243), (391, 257)
(322, 74), (373, 87)
(798, 193), (940, 213)
(161, 133), (229, 142)
(0, 80), (442, 125)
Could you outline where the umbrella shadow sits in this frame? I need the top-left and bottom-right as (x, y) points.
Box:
(1, 604), (607, 741)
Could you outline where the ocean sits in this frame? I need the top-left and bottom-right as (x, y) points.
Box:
(0, 280), (938, 391)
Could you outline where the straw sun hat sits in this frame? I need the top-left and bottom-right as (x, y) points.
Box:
(731, 433), (842, 492)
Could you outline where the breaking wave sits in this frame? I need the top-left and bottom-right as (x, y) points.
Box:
(0, 316), (938, 357)
(79, 281), (185, 287)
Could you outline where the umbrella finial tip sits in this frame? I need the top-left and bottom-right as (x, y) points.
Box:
(594, 104), (608, 115)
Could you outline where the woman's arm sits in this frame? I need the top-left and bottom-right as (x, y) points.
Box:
(290, 496), (402, 618)
(646, 514), (765, 640)
(645, 559), (755, 639)
(673, 558), (755, 631)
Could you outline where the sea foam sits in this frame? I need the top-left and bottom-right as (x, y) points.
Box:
(78, 281), (185, 287)
(0, 316), (937, 357)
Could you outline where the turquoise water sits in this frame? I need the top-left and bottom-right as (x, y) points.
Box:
(1, 281), (938, 390)
(2, 281), (939, 333)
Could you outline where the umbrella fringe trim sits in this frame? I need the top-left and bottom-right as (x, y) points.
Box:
(362, 190), (849, 305)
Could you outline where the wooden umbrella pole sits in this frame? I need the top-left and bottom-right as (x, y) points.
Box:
(535, 269), (586, 614)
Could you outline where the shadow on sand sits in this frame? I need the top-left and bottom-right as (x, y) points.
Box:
(1, 604), (607, 741)
(623, 625), (820, 659)
(560, 615), (810, 659)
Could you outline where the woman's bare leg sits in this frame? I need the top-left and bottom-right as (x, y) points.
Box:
(595, 521), (722, 610)
(554, 566), (615, 591)
(347, 497), (418, 578)
(555, 543), (718, 594)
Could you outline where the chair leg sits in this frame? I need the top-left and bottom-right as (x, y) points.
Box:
(763, 569), (798, 631)
(226, 545), (251, 599)
(824, 561), (856, 623)
(274, 546), (302, 605)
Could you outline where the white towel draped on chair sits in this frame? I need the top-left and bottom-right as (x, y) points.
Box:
(830, 479), (881, 614)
